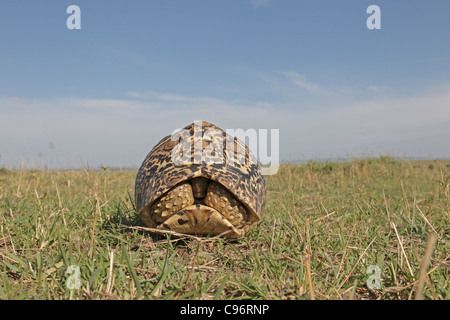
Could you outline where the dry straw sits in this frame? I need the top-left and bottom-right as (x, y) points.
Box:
(414, 232), (438, 300)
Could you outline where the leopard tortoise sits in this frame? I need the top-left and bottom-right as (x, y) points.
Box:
(135, 121), (266, 238)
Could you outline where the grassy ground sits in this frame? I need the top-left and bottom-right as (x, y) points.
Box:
(0, 157), (449, 300)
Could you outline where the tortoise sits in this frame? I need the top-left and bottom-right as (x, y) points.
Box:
(135, 121), (266, 238)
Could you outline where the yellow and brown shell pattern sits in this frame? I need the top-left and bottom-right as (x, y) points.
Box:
(135, 121), (266, 238)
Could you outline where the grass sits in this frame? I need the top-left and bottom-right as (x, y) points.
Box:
(0, 157), (449, 300)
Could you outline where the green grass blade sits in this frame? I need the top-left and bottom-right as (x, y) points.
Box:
(122, 245), (144, 298)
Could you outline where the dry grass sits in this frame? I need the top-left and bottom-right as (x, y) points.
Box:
(0, 157), (449, 299)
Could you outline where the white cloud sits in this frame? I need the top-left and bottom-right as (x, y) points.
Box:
(126, 91), (228, 107)
(1, 82), (450, 169)
(279, 71), (325, 94)
(276, 71), (401, 104)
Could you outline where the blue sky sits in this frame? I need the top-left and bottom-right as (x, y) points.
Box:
(1, 0), (450, 169)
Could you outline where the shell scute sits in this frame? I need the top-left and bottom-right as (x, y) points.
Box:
(135, 121), (266, 237)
